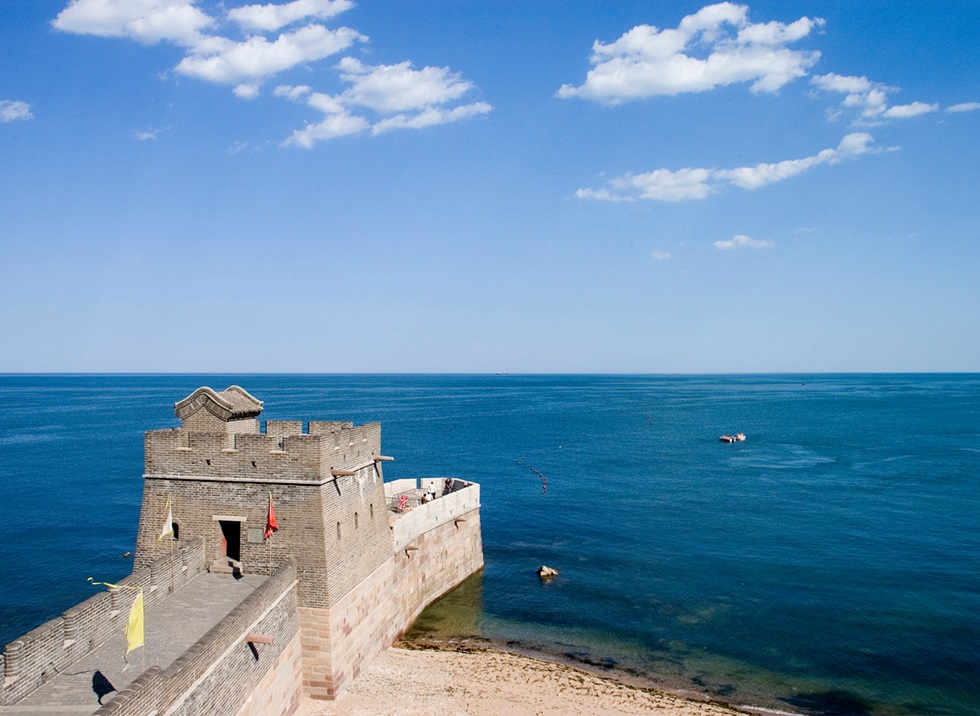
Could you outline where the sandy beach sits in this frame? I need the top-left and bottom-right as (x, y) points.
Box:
(298, 645), (746, 716)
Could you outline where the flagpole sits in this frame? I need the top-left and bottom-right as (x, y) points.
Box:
(168, 495), (175, 593)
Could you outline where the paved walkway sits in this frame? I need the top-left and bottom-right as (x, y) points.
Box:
(0, 572), (266, 716)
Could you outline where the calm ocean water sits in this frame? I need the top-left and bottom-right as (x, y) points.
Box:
(0, 375), (977, 715)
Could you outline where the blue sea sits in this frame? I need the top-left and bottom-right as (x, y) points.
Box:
(0, 375), (977, 715)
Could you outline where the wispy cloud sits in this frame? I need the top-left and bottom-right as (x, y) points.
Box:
(228, 0), (354, 33)
(947, 102), (980, 113)
(0, 100), (33, 122)
(133, 128), (162, 141)
(714, 234), (773, 250)
(558, 2), (824, 104)
(810, 73), (939, 125)
(577, 132), (877, 202)
(277, 58), (491, 147)
(175, 24), (365, 92)
(651, 250), (672, 260)
(52, 0), (489, 147)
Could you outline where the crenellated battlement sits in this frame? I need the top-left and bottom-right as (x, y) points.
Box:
(0, 385), (483, 712)
(145, 420), (382, 484)
(1, 385), (482, 713)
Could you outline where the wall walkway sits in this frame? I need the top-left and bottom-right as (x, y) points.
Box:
(0, 570), (269, 715)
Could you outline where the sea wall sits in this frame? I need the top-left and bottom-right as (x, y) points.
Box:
(95, 559), (301, 716)
(0, 539), (206, 705)
(390, 478), (481, 553)
(301, 479), (483, 699)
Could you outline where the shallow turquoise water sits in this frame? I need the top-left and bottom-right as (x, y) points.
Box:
(0, 374), (977, 715)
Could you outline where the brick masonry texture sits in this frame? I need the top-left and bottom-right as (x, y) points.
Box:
(93, 560), (300, 716)
(1, 387), (483, 713)
(1, 539), (206, 706)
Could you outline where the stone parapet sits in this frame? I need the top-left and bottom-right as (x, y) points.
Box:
(94, 560), (300, 716)
(144, 422), (382, 484)
(390, 479), (480, 553)
(0, 539), (206, 705)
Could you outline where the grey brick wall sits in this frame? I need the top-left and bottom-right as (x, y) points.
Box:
(5, 390), (484, 711)
(1, 540), (206, 705)
(94, 560), (300, 716)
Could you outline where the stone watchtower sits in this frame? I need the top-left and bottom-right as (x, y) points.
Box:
(134, 386), (414, 697)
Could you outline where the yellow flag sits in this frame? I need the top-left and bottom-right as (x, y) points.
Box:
(125, 591), (144, 654)
(158, 497), (173, 541)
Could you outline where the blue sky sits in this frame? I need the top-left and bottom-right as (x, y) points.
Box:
(1, 1), (978, 373)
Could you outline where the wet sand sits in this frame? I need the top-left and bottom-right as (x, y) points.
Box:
(298, 644), (751, 716)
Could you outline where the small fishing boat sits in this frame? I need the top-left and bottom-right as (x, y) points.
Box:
(719, 433), (746, 443)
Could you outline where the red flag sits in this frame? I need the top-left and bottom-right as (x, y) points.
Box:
(264, 493), (278, 540)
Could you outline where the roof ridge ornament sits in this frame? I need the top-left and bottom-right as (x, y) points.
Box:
(174, 386), (264, 421)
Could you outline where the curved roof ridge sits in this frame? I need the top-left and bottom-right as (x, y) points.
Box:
(174, 386), (264, 421)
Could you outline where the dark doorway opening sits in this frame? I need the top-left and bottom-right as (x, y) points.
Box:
(218, 520), (241, 561)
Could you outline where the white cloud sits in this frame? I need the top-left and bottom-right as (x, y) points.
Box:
(582, 167), (716, 202)
(558, 2), (823, 103)
(229, 0), (353, 33)
(233, 83), (261, 99)
(947, 102), (980, 113)
(811, 72), (938, 124)
(133, 127), (164, 140)
(276, 59), (491, 147)
(881, 102), (938, 119)
(714, 234), (774, 250)
(810, 72), (872, 95)
(53, 0), (212, 46)
(651, 250), (672, 260)
(284, 112), (370, 148)
(371, 102), (492, 135)
(578, 133), (876, 203)
(338, 58), (474, 113)
(719, 132), (874, 189)
(52, 0), (489, 146)
(274, 84), (312, 101)
(175, 24), (364, 85)
(0, 100), (32, 122)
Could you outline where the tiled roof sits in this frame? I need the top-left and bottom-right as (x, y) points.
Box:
(174, 385), (264, 421)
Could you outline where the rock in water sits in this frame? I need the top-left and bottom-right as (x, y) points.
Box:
(537, 565), (558, 580)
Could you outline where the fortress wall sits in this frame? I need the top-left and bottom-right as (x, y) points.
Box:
(391, 480), (480, 553)
(300, 489), (483, 700)
(235, 630), (303, 716)
(309, 421), (353, 435)
(182, 412), (260, 435)
(135, 480), (329, 592)
(0, 617), (64, 705)
(393, 506), (484, 633)
(135, 457), (394, 611)
(266, 420), (303, 437)
(384, 478), (417, 496)
(62, 591), (115, 658)
(298, 559), (397, 700)
(146, 431), (323, 483)
(316, 467), (393, 610)
(1, 540), (206, 706)
(144, 423), (382, 485)
(95, 560), (301, 716)
(315, 422), (381, 475)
